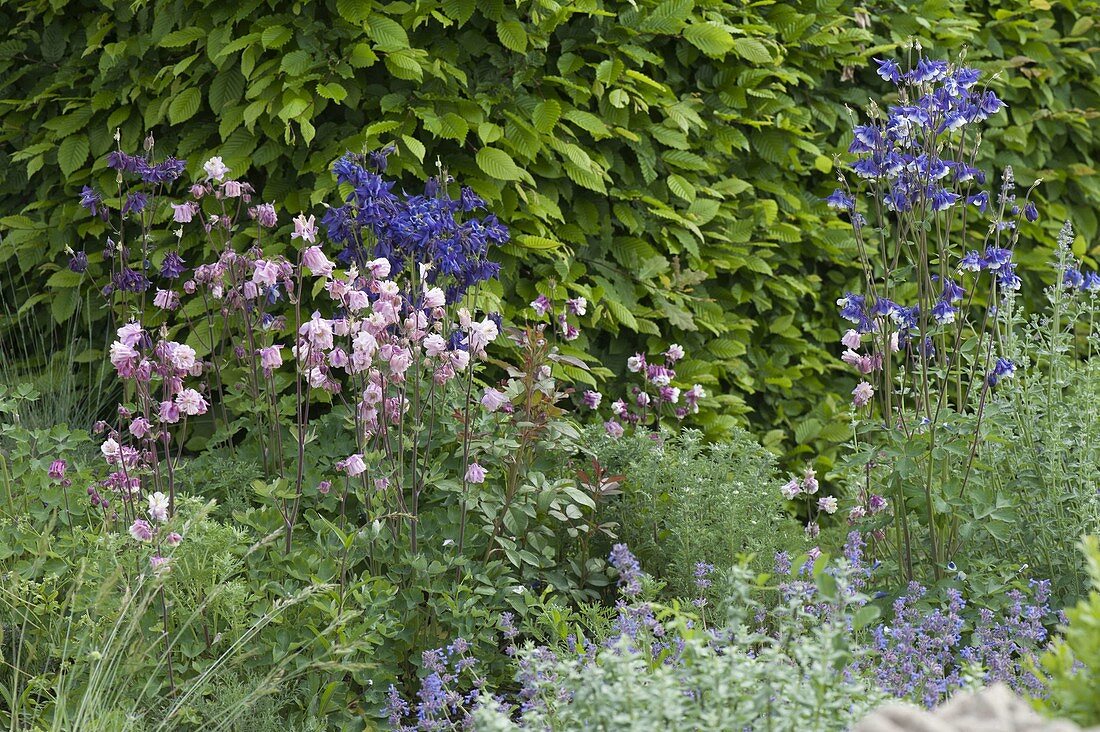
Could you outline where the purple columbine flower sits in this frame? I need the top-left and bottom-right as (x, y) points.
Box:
(69, 251), (89, 273)
(160, 252), (186, 279)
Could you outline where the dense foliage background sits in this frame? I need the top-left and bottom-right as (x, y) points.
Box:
(1, 0), (1098, 467)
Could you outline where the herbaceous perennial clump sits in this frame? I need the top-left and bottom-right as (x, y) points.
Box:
(819, 52), (1041, 584)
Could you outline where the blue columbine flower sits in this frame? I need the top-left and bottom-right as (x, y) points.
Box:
(997, 264), (1022, 291)
(987, 358), (1015, 386)
(1083, 272), (1100, 291)
(874, 57), (902, 84)
(967, 191), (989, 212)
(941, 278), (965, 302)
(122, 192), (148, 215)
(69, 251), (89, 273)
(909, 58), (949, 84)
(931, 188), (960, 212)
(160, 251), (186, 279)
(1024, 201), (1038, 222)
(825, 189), (855, 210)
(981, 247), (1012, 271)
(959, 251), (982, 271)
(932, 299), (958, 325)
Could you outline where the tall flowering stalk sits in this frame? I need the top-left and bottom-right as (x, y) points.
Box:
(826, 51), (1038, 584)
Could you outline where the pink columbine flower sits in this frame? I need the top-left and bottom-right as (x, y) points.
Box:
(582, 390), (602, 409)
(665, 343), (685, 363)
(341, 454), (367, 477)
(531, 294), (552, 316)
(129, 417), (152, 439)
(841, 329), (862, 349)
(852, 380), (875, 408)
(222, 180), (243, 198)
(481, 387), (509, 412)
(465, 462), (487, 484)
(168, 343), (197, 372)
(367, 257), (391, 279)
(889, 331), (901, 353)
(780, 477), (801, 500)
(299, 312), (334, 350)
(117, 321), (144, 347)
(189, 183), (207, 199)
(148, 491), (169, 523)
(259, 345), (283, 372)
(636, 392), (651, 408)
(252, 260), (281, 287)
(48, 459), (67, 480)
(250, 202), (278, 228)
(467, 319), (499, 357)
(175, 388), (208, 416)
(203, 156), (230, 182)
(849, 505), (867, 522)
(868, 494), (888, 513)
(818, 496), (838, 515)
(424, 334), (447, 358)
(159, 400), (180, 424)
(423, 287), (446, 309)
(100, 437), (122, 463)
(171, 202), (196, 223)
(301, 246), (334, 277)
(604, 420), (625, 439)
(566, 297), (587, 316)
(149, 555), (170, 573)
(129, 518), (154, 542)
(317, 480), (331, 495)
(153, 289), (179, 310)
(626, 353), (646, 373)
(802, 468), (819, 495)
(165, 532), (183, 547)
(291, 213), (318, 243)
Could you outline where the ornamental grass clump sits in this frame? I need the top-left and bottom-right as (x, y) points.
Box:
(824, 51), (1042, 586)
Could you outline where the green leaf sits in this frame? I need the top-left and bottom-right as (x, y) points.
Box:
(168, 88), (202, 125)
(732, 37), (771, 63)
(667, 173), (695, 203)
(476, 147), (523, 181)
(349, 42), (377, 68)
(261, 26), (293, 49)
(683, 23), (734, 56)
(158, 27), (207, 48)
(336, 0), (371, 23)
(532, 100), (561, 134)
(57, 134), (89, 179)
(497, 20), (528, 53)
(853, 604), (881, 632)
(210, 69), (246, 110)
(515, 234), (564, 251)
(640, 0), (693, 34)
(316, 82), (348, 102)
(402, 135), (426, 162)
(367, 15), (410, 52)
(279, 50), (312, 76)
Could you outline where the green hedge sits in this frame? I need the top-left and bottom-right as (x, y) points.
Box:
(1, 0), (1097, 466)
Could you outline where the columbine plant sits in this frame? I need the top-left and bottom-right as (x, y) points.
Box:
(825, 51), (1039, 584)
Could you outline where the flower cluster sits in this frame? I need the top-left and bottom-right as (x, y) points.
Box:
(871, 579), (1051, 707)
(384, 641), (486, 732)
(323, 152), (505, 304)
(828, 57), (1005, 218)
(598, 345), (704, 437)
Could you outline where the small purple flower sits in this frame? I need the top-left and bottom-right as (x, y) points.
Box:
(69, 251), (89, 273)
(609, 543), (643, 597)
(160, 252), (187, 279)
(122, 192), (149, 215)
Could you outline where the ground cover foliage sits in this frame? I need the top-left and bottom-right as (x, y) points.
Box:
(2, 0), (1098, 469)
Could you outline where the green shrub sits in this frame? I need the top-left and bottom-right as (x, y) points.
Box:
(5, 0), (1096, 467)
(594, 427), (804, 597)
(1034, 536), (1100, 726)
